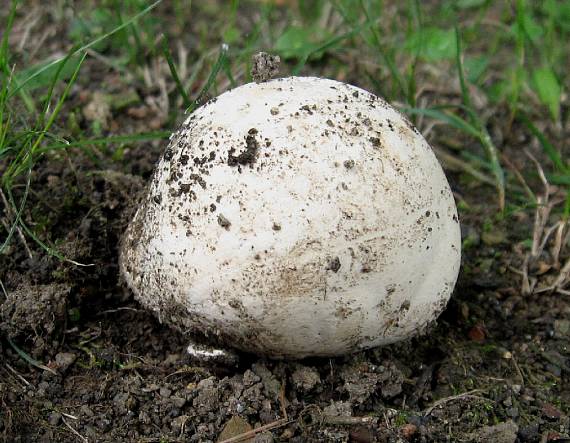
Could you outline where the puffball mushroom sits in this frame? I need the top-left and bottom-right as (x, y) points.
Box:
(119, 76), (461, 359)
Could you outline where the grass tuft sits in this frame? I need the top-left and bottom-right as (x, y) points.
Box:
(0, 0), (166, 259)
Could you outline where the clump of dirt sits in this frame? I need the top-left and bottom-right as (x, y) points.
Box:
(0, 283), (70, 355)
(228, 128), (260, 167)
(251, 52), (281, 83)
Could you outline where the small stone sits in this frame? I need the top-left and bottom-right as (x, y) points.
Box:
(139, 410), (151, 424)
(54, 352), (77, 373)
(542, 403), (561, 419)
(400, 423), (418, 440)
(194, 377), (219, 413)
(349, 427), (374, 443)
(469, 420), (518, 443)
(252, 364), (281, 400)
(291, 365), (320, 391)
(545, 364), (562, 377)
(554, 319), (570, 338)
(171, 396), (186, 408)
(159, 387), (172, 398)
(127, 105), (148, 119)
(242, 370), (261, 387)
(163, 353), (181, 366)
(172, 415), (189, 433)
(82, 92), (111, 129)
(80, 405), (94, 417)
(217, 416), (253, 443)
(518, 423), (539, 442)
(280, 428), (295, 440)
(48, 411), (61, 426)
(547, 431), (563, 441)
(468, 324), (486, 342)
(323, 401), (352, 417)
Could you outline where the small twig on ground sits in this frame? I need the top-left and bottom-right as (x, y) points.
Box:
(321, 415), (378, 426)
(538, 222), (563, 259)
(517, 150), (570, 295)
(423, 390), (488, 416)
(97, 307), (140, 315)
(5, 363), (31, 387)
(511, 354), (525, 386)
(501, 153), (535, 201)
(552, 221), (567, 266)
(526, 150), (550, 257)
(520, 257), (534, 295)
(61, 412), (79, 420)
(177, 415), (189, 439)
(0, 278), (8, 300)
(300, 404), (378, 427)
(279, 380), (289, 421)
(219, 419), (291, 443)
(552, 257), (570, 293)
(218, 379), (291, 442)
(165, 366), (211, 380)
(62, 417), (88, 443)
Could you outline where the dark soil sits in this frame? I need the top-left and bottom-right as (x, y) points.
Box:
(1, 2), (569, 442)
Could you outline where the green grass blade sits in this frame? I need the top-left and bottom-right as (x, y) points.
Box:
(7, 52), (87, 181)
(402, 107), (481, 138)
(548, 174), (570, 186)
(455, 27), (474, 117)
(7, 338), (58, 375)
(188, 44), (229, 113)
(2, 15), (36, 117)
(406, 0), (421, 114)
(9, 0), (163, 98)
(0, 170), (31, 254)
(41, 46), (80, 123)
(37, 131), (171, 154)
(0, 0), (18, 66)
(0, 71), (11, 153)
(455, 27), (504, 210)
(19, 219), (93, 266)
(358, 0), (407, 97)
(531, 66), (561, 121)
(478, 129), (505, 210)
(291, 17), (375, 75)
(161, 37), (192, 108)
(2, 53), (87, 254)
(519, 113), (568, 174)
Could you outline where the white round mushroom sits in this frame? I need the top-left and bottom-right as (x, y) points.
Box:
(119, 76), (461, 359)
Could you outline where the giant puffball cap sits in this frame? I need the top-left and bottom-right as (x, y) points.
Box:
(119, 76), (461, 359)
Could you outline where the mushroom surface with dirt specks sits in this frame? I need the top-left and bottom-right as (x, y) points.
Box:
(119, 76), (461, 359)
